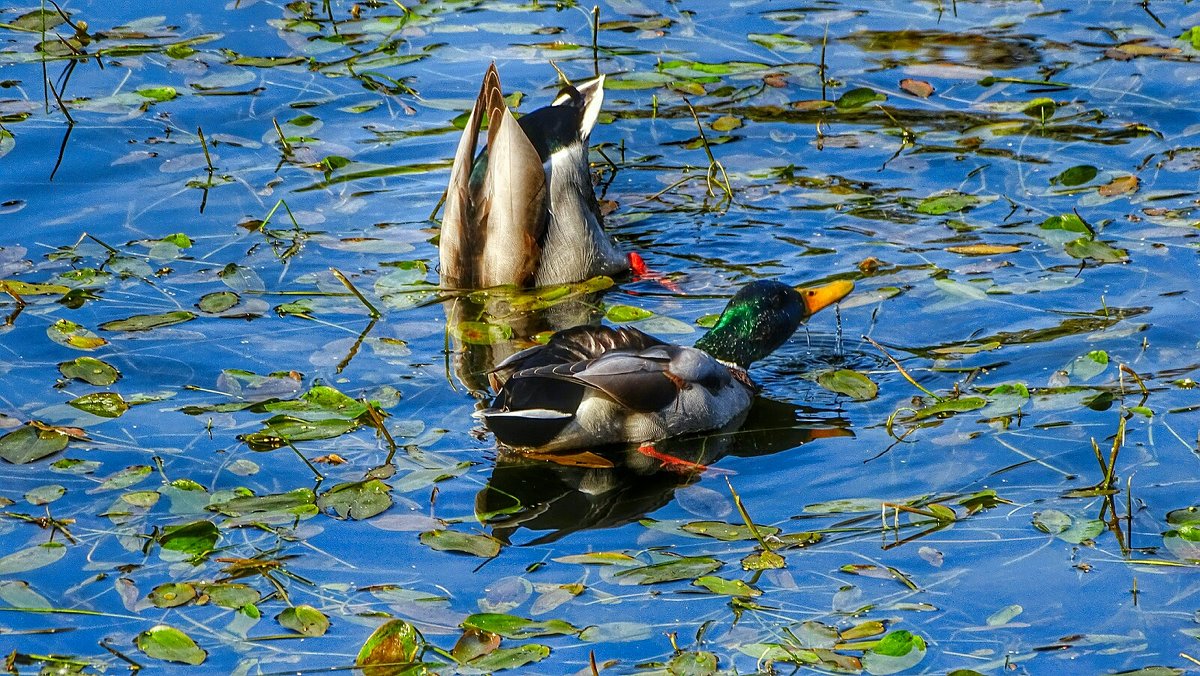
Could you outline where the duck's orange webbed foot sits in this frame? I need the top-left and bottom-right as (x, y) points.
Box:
(636, 442), (709, 473)
(628, 252), (681, 293)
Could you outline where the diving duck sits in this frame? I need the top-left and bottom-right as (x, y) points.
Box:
(480, 279), (854, 452)
(440, 64), (628, 289)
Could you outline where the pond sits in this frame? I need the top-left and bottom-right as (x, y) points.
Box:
(1, 0), (1199, 673)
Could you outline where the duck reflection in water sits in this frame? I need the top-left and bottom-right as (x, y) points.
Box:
(476, 397), (852, 545)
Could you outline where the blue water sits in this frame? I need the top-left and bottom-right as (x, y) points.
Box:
(1, 1), (1199, 673)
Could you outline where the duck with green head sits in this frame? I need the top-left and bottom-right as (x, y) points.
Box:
(481, 279), (854, 452)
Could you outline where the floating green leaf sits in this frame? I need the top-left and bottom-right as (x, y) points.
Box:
(148, 582), (197, 608)
(419, 530), (501, 558)
(0, 425), (69, 464)
(817, 369), (878, 400)
(135, 625), (207, 666)
(211, 488), (318, 520)
(613, 556), (721, 585)
(1068, 350), (1109, 380)
(466, 644), (550, 671)
(862, 630), (926, 674)
(461, 613), (578, 639)
(47, 319), (107, 350)
(239, 415), (359, 451)
(99, 311), (196, 332)
(1051, 165), (1098, 187)
(748, 33), (812, 53)
(25, 483), (65, 505)
(1064, 237), (1128, 263)
(68, 392), (129, 418)
(917, 191), (983, 215)
(277, 604), (330, 636)
(836, 87), (886, 109)
(909, 397), (987, 421)
(0, 542), (67, 575)
(357, 619), (423, 671)
(693, 576), (761, 597)
(681, 521), (781, 541)
(198, 291), (240, 313)
(262, 385), (367, 418)
(1182, 26), (1200, 49)
(8, 9), (68, 31)
(58, 357), (121, 385)
(742, 550), (786, 571)
(1041, 213), (1091, 234)
(452, 320), (513, 346)
(93, 465), (152, 492)
(1022, 97), (1056, 121)
(199, 583), (261, 609)
(157, 520), (219, 556)
(318, 479), (393, 520)
(137, 86), (178, 102)
(552, 551), (640, 566)
(605, 304), (653, 322)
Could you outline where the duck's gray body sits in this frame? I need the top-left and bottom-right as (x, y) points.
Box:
(480, 326), (755, 452)
(440, 65), (627, 290)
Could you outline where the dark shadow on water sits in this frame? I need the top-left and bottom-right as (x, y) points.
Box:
(476, 397), (852, 545)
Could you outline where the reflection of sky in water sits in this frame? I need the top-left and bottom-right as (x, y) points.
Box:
(1, 0), (1199, 672)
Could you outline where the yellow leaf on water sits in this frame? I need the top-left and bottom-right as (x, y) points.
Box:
(899, 78), (934, 98)
(1098, 175), (1138, 197)
(945, 244), (1021, 256)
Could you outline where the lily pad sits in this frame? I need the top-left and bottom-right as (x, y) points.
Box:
(917, 191), (983, 215)
(277, 604), (330, 636)
(461, 613), (577, 639)
(613, 556), (721, 585)
(198, 291), (240, 313)
(58, 357), (121, 385)
(68, 392), (129, 418)
(0, 542), (67, 574)
(817, 369), (878, 400)
(836, 87), (886, 109)
(47, 319), (107, 350)
(135, 625), (207, 666)
(317, 479), (393, 520)
(419, 529), (501, 558)
(148, 582), (197, 608)
(357, 619), (423, 671)
(157, 520), (219, 556)
(99, 310), (196, 332)
(0, 425), (69, 464)
(693, 575), (761, 597)
(862, 630), (926, 675)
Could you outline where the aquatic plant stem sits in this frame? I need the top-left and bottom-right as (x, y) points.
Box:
(263, 421), (324, 481)
(862, 335), (940, 400)
(330, 267), (381, 318)
(681, 97), (732, 205)
(726, 477), (776, 555)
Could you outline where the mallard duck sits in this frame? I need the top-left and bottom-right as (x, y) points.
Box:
(440, 64), (628, 289)
(479, 279), (854, 451)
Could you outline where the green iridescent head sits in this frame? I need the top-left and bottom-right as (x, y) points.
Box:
(694, 279), (853, 368)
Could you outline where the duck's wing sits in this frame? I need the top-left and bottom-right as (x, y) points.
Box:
(503, 346), (684, 413)
(481, 349), (682, 449)
(440, 64), (549, 289)
(489, 325), (666, 388)
(481, 326), (683, 448)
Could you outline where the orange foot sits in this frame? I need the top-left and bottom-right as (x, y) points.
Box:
(636, 442), (709, 473)
(628, 253), (681, 292)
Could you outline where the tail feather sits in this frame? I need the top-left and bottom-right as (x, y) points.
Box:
(481, 408), (574, 448)
(441, 65), (502, 289)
